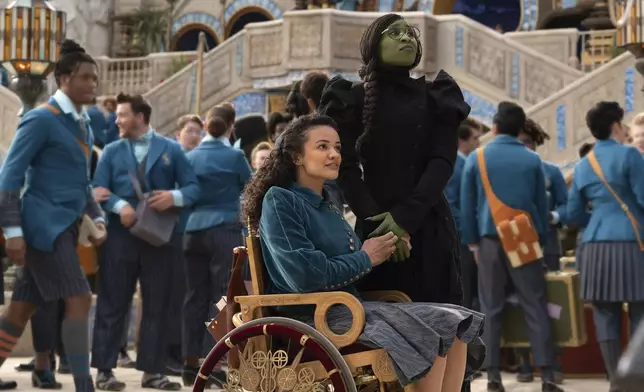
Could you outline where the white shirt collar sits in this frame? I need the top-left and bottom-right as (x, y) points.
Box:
(52, 89), (90, 123)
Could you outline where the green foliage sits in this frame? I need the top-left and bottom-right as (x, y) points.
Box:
(130, 8), (168, 54)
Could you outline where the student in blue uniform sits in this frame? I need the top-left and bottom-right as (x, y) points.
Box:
(460, 102), (562, 392)
(0, 39), (105, 392)
(102, 98), (120, 146)
(182, 104), (252, 387)
(568, 101), (644, 392)
(87, 99), (108, 148)
(515, 118), (567, 384)
(242, 114), (485, 392)
(91, 93), (200, 391)
(165, 114), (204, 377)
(445, 119), (481, 311)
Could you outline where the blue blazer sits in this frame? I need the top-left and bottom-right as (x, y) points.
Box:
(445, 151), (466, 233)
(568, 138), (644, 243)
(87, 106), (107, 147)
(460, 134), (549, 246)
(92, 132), (200, 218)
(543, 161), (568, 224)
(260, 183), (372, 298)
(0, 98), (102, 251)
(185, 139), (252, 232)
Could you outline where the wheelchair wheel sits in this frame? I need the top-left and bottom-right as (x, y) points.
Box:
(194, 316), (357, 392)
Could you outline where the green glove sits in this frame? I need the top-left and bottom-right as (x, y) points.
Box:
(366, 212), (410, 262)
(366, 212), (406, 238)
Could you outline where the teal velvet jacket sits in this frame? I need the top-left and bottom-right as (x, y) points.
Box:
(259, 183), (372, 299)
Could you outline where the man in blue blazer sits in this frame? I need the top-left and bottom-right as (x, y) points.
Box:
(87, 99), (108, 148)
(0, 39), (105, 391)
(460, 102), (561, 392)
(91, 93), (199, 391)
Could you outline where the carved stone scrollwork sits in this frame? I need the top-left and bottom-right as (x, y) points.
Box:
(465, 32), (507, 90)
(228, 343), (326, 392)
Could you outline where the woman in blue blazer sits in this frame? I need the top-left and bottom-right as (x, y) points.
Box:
(568, 102), (644, 391)
(182, 104), (252, 386)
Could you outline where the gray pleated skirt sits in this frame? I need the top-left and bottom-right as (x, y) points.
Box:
(578, 241), (644, 302)
(298, 301), (486, 386)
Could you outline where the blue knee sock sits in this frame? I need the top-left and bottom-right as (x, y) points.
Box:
(61, 318), (92, 384)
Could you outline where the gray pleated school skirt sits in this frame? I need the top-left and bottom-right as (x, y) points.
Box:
(578, 241), (644, 302)
(298, 302), (486, 386)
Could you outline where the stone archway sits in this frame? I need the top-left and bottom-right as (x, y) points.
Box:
(172, 25), (219, 51)
(225, 7), (273, 38)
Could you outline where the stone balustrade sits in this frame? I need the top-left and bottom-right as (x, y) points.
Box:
(0, 86), (21, 158)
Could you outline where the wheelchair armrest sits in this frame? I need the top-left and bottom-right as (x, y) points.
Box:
(360, 290), (412, 303)
(235, 291), (365, 348)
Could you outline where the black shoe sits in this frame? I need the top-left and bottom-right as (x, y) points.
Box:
(57, 358), (70, 375)
(14, 358), (35, 372)
(182, 366), (226, 388)
(32, 370), (62, 389)
(516, 372), (534, 383)
(164, 363), (182, 377)
(0, 379), (16, 390)
(542, 381), (564, 392)
(116, 352), (135, 369)
(487, 381), (505, 392)
(471, 371), (483, 380)
(553, 371), (564, 385)
(95, 371), (126, 391)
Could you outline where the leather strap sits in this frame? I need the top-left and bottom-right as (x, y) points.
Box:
(476, 148), (533, 225)
(587, 151), (644, 251)
(40, 103), (90, 159)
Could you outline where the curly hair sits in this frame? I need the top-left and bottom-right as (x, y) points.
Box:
(357, 14), (422, 154)
(522, 118), (550, 147)
(242, 114), (339, 233)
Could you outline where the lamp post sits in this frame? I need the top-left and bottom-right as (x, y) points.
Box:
(0, 0), (66, 117)
(0, 0), (65, 288)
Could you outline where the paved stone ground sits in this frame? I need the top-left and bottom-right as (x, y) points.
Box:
(0, 356), (611, 392)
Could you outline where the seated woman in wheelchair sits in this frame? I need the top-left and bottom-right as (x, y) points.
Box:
(241, 114), (485, 392)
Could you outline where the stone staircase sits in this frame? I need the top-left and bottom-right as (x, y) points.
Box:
(0, 10), (637, 170)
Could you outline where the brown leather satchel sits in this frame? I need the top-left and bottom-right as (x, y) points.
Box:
(207, 247), (249, 368)
(477, 148), (543, 267)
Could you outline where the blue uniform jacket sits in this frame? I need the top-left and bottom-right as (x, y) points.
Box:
(260, 183), (372, 298)
(460, 134), (549, 246)
(185, 138), (252, 232)
(0, 97), (102, 251)
(92, 132), (200, 219)
(87, 106), (107, 147)
(445, 151), (466, 234)
(568, 138), (644, 243)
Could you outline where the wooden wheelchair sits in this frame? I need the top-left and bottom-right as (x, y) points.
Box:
(194, 233), (412, 392)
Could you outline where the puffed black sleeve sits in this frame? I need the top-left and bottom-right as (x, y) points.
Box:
(318, 76), (381, 220)
(390, 70), (471, 234)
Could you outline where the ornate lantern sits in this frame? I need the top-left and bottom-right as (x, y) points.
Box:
(0, 0), (66, 115)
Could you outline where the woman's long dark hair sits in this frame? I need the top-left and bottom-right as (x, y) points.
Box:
(357, 14), (422, 152)
(242, 114), (338, 232)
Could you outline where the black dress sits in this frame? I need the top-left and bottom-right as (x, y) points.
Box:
(319, 68), (470, 305)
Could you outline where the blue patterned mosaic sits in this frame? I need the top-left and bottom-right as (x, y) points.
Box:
(419, 0), (434, 13)
(172, 12), (224, 41)
(232, 92), (268, 118)
(224, 0), (282, 24)
(556, 105), (566, 151)
(510, 53), (520, 98)
(520, 0), (538, 31)
(462, 89), (496, 125)
(561, 0), (577, 8)
(378, 0), (396, 12)
(625, 66), (635, 114)
(455, 26), (464, 67)
(236, 39), (244, 77)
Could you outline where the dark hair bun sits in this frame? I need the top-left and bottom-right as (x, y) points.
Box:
(60, 39), (86, 56)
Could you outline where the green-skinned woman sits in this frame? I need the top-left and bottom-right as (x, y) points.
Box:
(320, 14), (468, 307)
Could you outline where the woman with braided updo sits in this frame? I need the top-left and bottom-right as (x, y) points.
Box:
(319, 14), (469, 305)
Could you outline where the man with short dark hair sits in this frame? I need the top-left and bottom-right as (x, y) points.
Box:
(91, 93), (200, 390)
(460, 102), (562, 392)
(300, 71), (329, 112)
